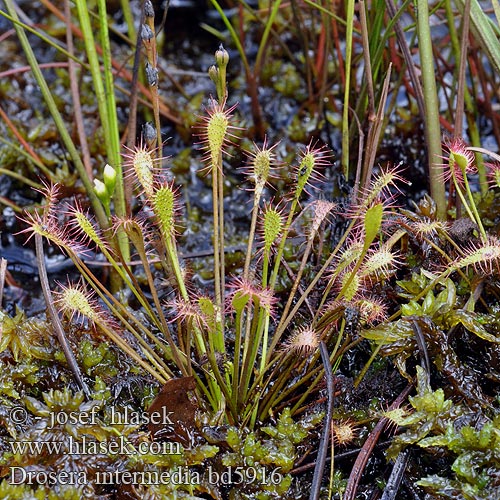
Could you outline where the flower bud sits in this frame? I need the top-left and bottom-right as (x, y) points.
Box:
(208, 65), (219, 85)
(94, 178), (109, 207)
(142, 122), (157, 149)
(145, 62), (158, 86)
(144, 0), (155, 18)
(215, 45), (229, 68)
(103, 163), (117, 196)
(141, 24), (154, 42)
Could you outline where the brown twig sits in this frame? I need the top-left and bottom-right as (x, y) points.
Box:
(0, 105), (44, 165)
(64, 0), (93, 179)
(38, 0), (180, 125)
(35, 233), (90, 398)
(453, 0), (471, 138)
(124, 1), (146, 216)
(384, 0), (425, 122)
(0, 258), (7, 306)
(291, 440), (393, 475)
(309, 341), (335, 500)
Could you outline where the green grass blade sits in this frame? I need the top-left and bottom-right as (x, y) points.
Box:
(2, 0), (108, 230)
(416, 0), (446, 218)
(455, 0), (500, 75)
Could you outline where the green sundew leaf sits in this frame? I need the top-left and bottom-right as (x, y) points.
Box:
(252, 149), (272, 186)
(295, 152), (315, 195)
(152, 185), (175, 236)
(198, 297), (217, 333)
(73, 211), (106, 251)
(231, 290), (250, 314)
(363, 203), (383, 250)
(207, 110), (228, 166)
(263, 208), (283, 252)
(449, 310), (500, 343)
(455, 0), (500, 76)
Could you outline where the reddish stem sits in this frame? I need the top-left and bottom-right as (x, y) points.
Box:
(343, 383), (414, 500)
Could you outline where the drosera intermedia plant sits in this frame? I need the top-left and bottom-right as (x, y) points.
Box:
(14, 45), (500, 500)
(3, 2), (500, 497)
(17, 47), (413, 434)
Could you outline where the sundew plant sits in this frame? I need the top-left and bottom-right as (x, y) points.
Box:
(4, 0), (500, 497)
(20, 46), (410, 428)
